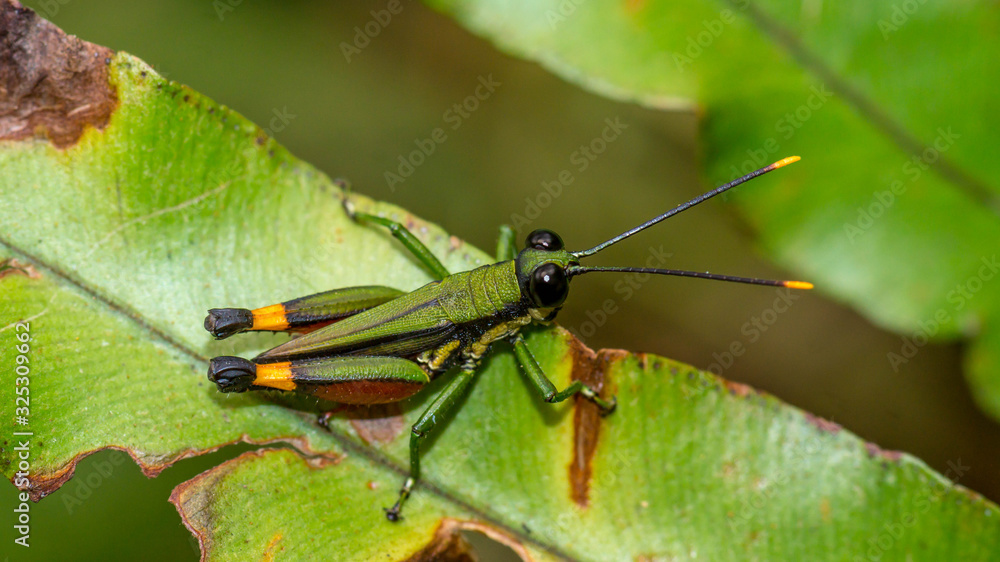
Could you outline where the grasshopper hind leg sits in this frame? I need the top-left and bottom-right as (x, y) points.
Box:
(384, 367), (477, 522)
(204, 286), (404, 340)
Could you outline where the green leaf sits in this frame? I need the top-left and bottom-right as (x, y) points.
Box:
(171, 336), (1000, 560)
(2, 4), (999, 560)
(422, 0), (1000, 419)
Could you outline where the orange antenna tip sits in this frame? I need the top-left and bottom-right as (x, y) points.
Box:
(771, 156), (801, 169)
(783, 280), (813, 290)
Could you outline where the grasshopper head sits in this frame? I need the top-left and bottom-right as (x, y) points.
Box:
(516, 229), (578, 313)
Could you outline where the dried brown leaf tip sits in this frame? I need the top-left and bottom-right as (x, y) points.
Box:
(0, 0), (118, 147)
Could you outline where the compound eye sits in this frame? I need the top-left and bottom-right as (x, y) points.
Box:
(525, 229), (564, 251)
(529, 263), (569, 308)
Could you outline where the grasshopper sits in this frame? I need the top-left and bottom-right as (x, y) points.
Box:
(204, 156), (810, 521)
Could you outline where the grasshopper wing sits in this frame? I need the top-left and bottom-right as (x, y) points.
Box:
(254, 281), (457, 362)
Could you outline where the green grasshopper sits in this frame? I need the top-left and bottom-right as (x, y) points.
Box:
(204, 156), (810, 521)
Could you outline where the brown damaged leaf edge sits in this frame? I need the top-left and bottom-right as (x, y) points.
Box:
(170, 449), (343, 562)
(804, 411), (842, 435)
(0, 257), (40, 279)
(801, 404), (907, 464)
(566, 336), (625, 507)
(173, 452), (541, 562)
(14, 431), (344, 502)
(563, 332), (916, 508)
(698, 347), (915, 470)
(864, 441), (903, 462)
(406, 518), (535, 562)
(0, 0), (118, 148)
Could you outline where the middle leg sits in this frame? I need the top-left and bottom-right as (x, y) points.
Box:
(511, 335), (616, 413)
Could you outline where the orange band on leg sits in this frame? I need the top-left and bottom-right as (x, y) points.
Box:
(252, 304), (290, 331)
(254, 361), (296, 391)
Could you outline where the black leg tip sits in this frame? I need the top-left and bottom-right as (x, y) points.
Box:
(601, 395), (618, 416)
(205, 308), (253, 339)
(383, 506), (402, 522)
(316, 412), (333, 432)
(207, 356), (256, 393)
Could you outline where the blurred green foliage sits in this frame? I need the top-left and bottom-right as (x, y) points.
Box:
(427, 0), (1000, 417)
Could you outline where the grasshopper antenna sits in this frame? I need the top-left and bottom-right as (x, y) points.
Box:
(572, 156), (800, 259)
(568, 156), (811, 290)
(566, 266), (813, 290)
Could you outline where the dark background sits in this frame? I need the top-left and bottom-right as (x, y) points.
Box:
(3, 1), (998, 559)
